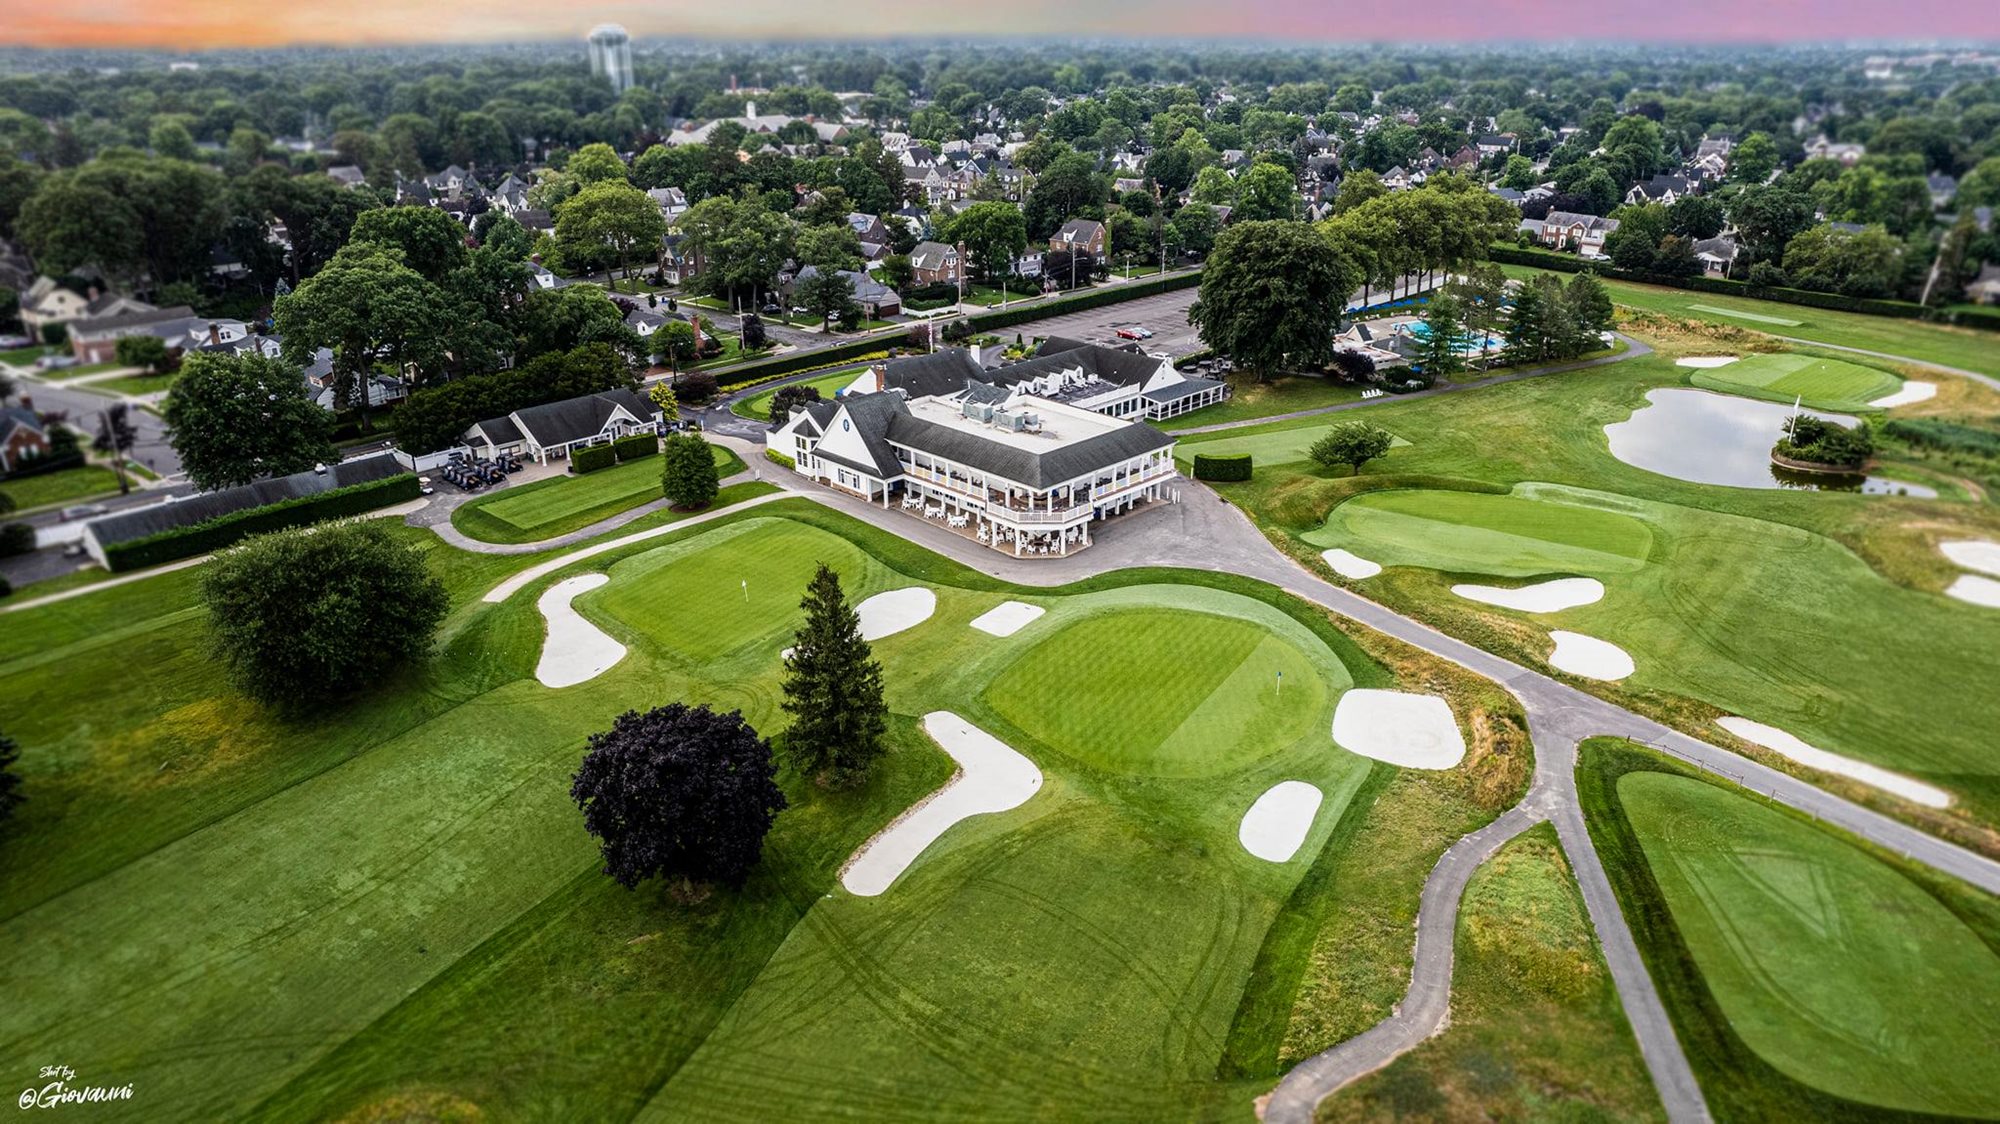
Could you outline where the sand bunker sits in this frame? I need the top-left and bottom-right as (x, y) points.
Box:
(1332, 689), (1466, 769)
(1238, 781), (1324, 863)
(1547, 630), (1634, 681)
(785, 587), (938, 659)
(535, 574), (626, 688)
(1945, 574), (2000, 609)
(1321, 548), (1382, 579)
(970, 600), (1046, 637)
(1675, 356), (1739, 369)
(1451, 576), (1605, 613)
(1941, 540), (2000, 579)
(1716, 717), (1952, 809)
(1869, 381), (1937, 408)
(840, 712), (1043, 896)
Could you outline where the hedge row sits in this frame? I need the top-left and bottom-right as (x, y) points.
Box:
(765, 449), (795, 470)
(1192, 453), (1252, 482)
(1, 451), (86, 481)
(103, 472), (422, 572)
(612, 434), (659, 462)
(572, 444), (618, 473)
(1487, 244), (1998, 330)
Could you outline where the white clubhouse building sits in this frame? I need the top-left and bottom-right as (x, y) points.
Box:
(845, 338), (1228, 422)
(769, 381), (1178, 557)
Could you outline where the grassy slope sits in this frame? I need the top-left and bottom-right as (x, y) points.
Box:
(448, 445), (745, 544)
(1302, 487), (1653, 577)
(1621, 770), (2000, 1117)
(1498, 264), (2000, 378)
(0, 498), (1529, 1123)
(1179, 344), (2000, 839)
(729, 367), (867, 420)
(0, 464), (121, 511)
(1686, 352), (1900, 412)
(1317, 824), (1664, 1124)
(1577, 740), (2000, 1123)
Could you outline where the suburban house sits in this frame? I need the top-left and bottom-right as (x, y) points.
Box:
(1928, 172), (1959, 209)
(909, 240), (965, 285)
(1537, 211), (1621, 256)
(16, 279), (155, 336)
(659, 234), (705, 286)
(791, 265), (902, 317)
(1968, 263), (2000, 306)
(851, 336), (1227, 423)
(1050, 218), (1107, 257)
(1693, 236), (1742, 278)
(1475, 133), (1517, 157)
(463, 388), (662, 463)
(0, 406), (51, 473)
(646, 186), (690, 221)
(1803, 135), (1866, 166)
(624, 307), (670, 337)
(1624, 174), (1695, 206)
(326, 165), (367, 189)
(78, 454), (409, 567)
(67, 306), (249, 363)
(766, 385), (1179, 557)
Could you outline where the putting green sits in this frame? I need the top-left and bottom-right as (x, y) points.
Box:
(1304, 487), (1655, 578)
(1687, 352), (1900, 412)
(984, 605), (1338, 778)
(1621, 772), (2000, 1116)
(1686, 303), (1803, 327)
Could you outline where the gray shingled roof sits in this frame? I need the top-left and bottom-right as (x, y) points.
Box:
(507, 389), (657, 448)
(84, 454), (407, 548)
(883, 409), (1172, 489)
(877, 349), (985, 399)
(1143, 376), (1224, 403)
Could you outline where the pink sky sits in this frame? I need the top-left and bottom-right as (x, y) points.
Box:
(5, 0), (1997, 48)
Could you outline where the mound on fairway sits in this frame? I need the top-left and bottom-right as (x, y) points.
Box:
(1686, 352), (1900, 412)
(1715, 717), (1950, 808)
(984, 600), (1346, 778)
(1238, 780), (1324, 862)
(1331, 689), (1465, 769)
(1305, 488), (1654, 578)
(1451, 576), (1604, 613)
(1619, 772), (2000, 1116)
(534, 573), (625, 687)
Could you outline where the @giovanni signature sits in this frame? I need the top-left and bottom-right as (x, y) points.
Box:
(18, 1067), (135, 1110)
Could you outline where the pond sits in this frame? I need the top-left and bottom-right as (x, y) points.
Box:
(1604, 388), (1937, 498)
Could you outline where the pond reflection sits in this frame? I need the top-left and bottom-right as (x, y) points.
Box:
(1604, 388), (1936, 497)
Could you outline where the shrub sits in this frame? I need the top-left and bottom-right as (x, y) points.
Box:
(661, 433), (719, 509)
(1777, 414), (1874, 468)
(0, 522), (34, 558)
(765, 449), (796, 470)
(612, 434), (659, 462)
(0, 574), (10, 600)
(1192, 452), (1253, 482)
(100, 473), (422, 572)
(571, 443), (617, 473)
(1308, 422), (1394, 475)
(767, 383), (823, 421)
(200, 520), (448, 709)
(675, 370), (720, 403)
(1329, 350), (1377, 381)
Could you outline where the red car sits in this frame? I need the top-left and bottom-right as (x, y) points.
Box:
(1114, 327), (1142, 340)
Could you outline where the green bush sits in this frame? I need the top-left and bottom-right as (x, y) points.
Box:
(612, 434), (659, 462)
(1192, 452), (1253, 482)
(571, 444), (618, 473)
(0, 522), (34, 558)
(102, 473), (421, 573)
(765, 449), (796, 470)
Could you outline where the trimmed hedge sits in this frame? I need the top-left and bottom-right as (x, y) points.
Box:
(612, 434), (659, 462)
(764, 449), (795, 470)
(1192, 452), (1252, 482)
(571, 444), (617, 474)
(1, 451), (87, 481)
(1488, 244), (1998, 331)
(103, 473), (421, 573)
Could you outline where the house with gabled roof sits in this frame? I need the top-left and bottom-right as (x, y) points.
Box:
(0, 406), (51, 473)
(463, 388), (662, 464)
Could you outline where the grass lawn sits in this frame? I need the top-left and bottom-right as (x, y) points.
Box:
(1165, 376), (1367, 429)
(730, 367), (868, 421)
(1173, 419), (1411, 468)
(103, 370), (180, 396)
(449, 444), (745, 545)
(1319, 824), (1663, 1123)
(1580, 741), (2000, 1121)
(1183, 339), (2000, 834)
(0, 464), (122, 511)
(0, 495), (1546, 1122)
(1500, 264), (2000, 378)
(1686, 352), (1900, 412)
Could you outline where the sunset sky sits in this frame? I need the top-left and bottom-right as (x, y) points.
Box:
(5, 0), (1998, 49)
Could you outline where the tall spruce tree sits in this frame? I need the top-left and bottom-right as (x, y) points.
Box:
(1417, 291), (1467, 382)
(1504, 274), (1550, 362)
(780, 564), (889, 784)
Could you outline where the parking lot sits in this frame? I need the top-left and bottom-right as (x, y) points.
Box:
(1017, 285), (1203, 357)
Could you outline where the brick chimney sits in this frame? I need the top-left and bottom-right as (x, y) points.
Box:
(207, 322), (220, 346)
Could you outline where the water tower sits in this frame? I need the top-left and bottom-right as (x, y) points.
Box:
(587, 24), (634, 94)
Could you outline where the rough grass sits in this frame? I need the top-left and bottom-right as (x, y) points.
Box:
(1303, 486), (1655, 577)
(1687, 352), (1901, 412)
(0, 464), (121, 511)
(1578, 740), (2000, 1123)
(449, 445), (743, 544)
(1317, 824), (1665, 1124)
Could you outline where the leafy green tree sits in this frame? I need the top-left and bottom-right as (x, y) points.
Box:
(1167, 203), (1219, 256)
(0, 154), (43, 239)
(941, 201), (1028, 281)
(679, 194), (794, 305)
(148, 119), (198, 162)
(114, 335), (171, 373)
(1728, 132), (1780, 185)
(1191, 220), (1361, 381)
(1562, 272), (1615, 349)
(274, 243), (452, 407)
(1730, 185), (1816, 265)
(1308, 422), (1395, 476)
(647, 380), (680, 424)
(1782, 224), (1903, 298)
(1666, 195), (1725, 241)
(796, 269), (857, 331)
(780, 563), (889, 785)
(1189, 165), (1238, 206)
(164, 352), (339, 490)
(660, 431), (719, 509)
(347, 205), (469, 282)
(1416, 291), (1467, 380)
(795, 223), (864, 272)
(1023, 152), (1108, 240)
(201, 521), (448, 709)
(652, 320), (699, 370)
(1500, 154), (1537, 190)
(517, 284), (642, 359)
(17, 179), (141, 282)
(557, 180), (669, 283)
(567, 142), (629, 185)
(1233, 162), (1300, 221)
(570, 703), (786, 893)
(1504, 273), (1553, 362)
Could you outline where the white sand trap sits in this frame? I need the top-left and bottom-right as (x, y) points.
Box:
(1321, 548), (1382, 579)
(841, 712), (1043, 896)
(784, 587), (938, 659)
(1451, 576), (1605, 613)
(1945, 574), (2000, 609)
(1941, 540), (2000, 578)
(1547, 630), (1635, 681)
(1675, 355), (1739, 369)
(1239, 781), (1324, 863)
(1716, 717), (1952, 809)
(1868, 380), (1936, 408)
(1332, 689), (1466, 769)
(970, 600), (1046, 637)
(535, 574), (626, 688)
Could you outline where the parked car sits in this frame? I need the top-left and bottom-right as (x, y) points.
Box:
(1132, 327), (1154, 339)
(1114, 328), (1141, 340)
(0, 333), (31, 348)
(60, 503), (109, 521)
(37, 354), (77, 370)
